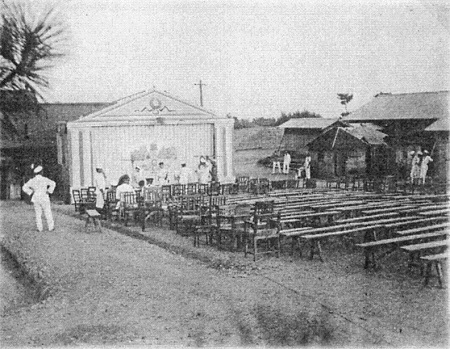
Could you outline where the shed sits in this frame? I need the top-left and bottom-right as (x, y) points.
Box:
(66, 89), (234, 190)
(307, 123), (388, 178)
(278, 118), (340, 154)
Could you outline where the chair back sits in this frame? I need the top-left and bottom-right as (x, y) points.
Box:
(87, 186), (96, 199)
(122, 192), (138, 208)
(80, 188), (89, 201)
(186, 183), (198, 195)
(208, 182), (221, 196)
(220, 183), (233, 195)
(72, 189), (81, 203)
(198, 183), (209, 194)
(161, 185), (172, 198)
(181, 195), (202, 213)
(172, 184), (185, 197)
(143, 187), (161, 202)
(236, 176), (249, 192)
(106, 190), (117, 203)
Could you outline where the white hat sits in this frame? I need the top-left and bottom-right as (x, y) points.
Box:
(424, 150), (429, 154)
(417, 151), (423, 155)
(33, 165), (43, 174)
(96, 164), (103, 169)
(409, 151), (415, 156)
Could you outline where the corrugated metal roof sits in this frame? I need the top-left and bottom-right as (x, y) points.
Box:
(307, 123), (387, 151)
(345, 123), (387, 145)
(343, 91), (449, 121)
(278, 118), (339, 129)
(425, 117), (450, 132)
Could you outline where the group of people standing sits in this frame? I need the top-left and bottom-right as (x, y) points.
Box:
(272, 151), (292, 174)
(92, 156), (217, 212)
(272, 151), (311, 180)
(409, 150), (433, 185)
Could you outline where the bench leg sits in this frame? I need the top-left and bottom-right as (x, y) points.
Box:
(309, 240), (323, 262)
(436, 261), (444, 288)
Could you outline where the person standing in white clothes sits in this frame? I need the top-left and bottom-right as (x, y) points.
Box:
(272, 150), (282, 174)
(410, 151), (421, 184)
(179, 162), (192, 185)
(304, 153), (312, 180)
(94, 165), (107, 212)
(283, 151), (291, 174)
(22, 165), (56, 232)
(420, 150), (433, 184)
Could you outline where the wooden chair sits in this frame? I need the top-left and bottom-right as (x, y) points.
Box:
(220, 183), (234, 195)
(105, 190), (119, 221)
(244, 201), (280, 261)
(186, 183), (198, 195)
(194, 203), (220, 247)
(80, 188), (95, 210)
(87, 186), (96, 200)
(161, 185), (172, 199)
(141, 187), (164, 230)
(173, 195), (203, 243)
(217, 203), (252, 251)
(248, 178), (260, 195)
(236, 176), (249, 193)
(72, 189), (84, 213)
(208, 181), (221, 196)
(121, 192), (139, 226)
(172, 184), (185, 197)
(198, 183), (210, 195)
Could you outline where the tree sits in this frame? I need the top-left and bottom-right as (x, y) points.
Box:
(337, 93), (353, 116)
(0, 0), (68, 99)
(275, 110), (322, 126)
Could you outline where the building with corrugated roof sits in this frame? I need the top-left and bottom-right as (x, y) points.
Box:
(342, 91), (449, 180)
(277, 118), (340, 154)
(65, 89), (234, 192)
(307, 123), (388, 178)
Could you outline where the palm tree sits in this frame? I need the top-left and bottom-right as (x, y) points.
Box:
(337, 93), (353, 117)
(0, 0), (67, 99)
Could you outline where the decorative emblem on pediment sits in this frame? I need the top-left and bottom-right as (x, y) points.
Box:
(134, 97), (176, 114)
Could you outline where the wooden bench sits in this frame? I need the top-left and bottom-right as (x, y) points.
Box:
(418, 208), (450, 217)
(421, 252), (448, 287)
(309, 200), (365, 212)
(394, 223), (450, 236)
(279, 227), (313, 254)
(282, 210), (341, 228)
(401, 239), (448, 271)
(85, 209), (102, 233)
(361, 205), (418, 216)
(336, 212), (399, 224)
(356, 230), (448, 269)
(384, 216), (449, 235)
(300, 224), (385, 262)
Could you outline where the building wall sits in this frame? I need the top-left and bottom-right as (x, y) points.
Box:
(433, 133), (449, 180)
(282, 129), (321, 154)
(311, 149), (367, 178)
(67, 120), (234, 191)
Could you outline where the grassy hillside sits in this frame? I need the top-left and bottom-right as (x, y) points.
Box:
(233, 127), (283, 151)
(232, 127), (286, 177)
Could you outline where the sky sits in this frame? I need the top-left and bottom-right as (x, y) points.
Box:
(41, 0), (449, 119)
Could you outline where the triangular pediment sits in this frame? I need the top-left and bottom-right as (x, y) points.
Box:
(75, 90), (220, 122)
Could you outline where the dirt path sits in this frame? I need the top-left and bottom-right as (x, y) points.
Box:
(0, 201), (447, 347)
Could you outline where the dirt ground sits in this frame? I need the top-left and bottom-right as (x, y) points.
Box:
(0, 200), (448, 348)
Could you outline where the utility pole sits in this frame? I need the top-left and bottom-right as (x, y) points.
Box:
(194, 80), (206, 107)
